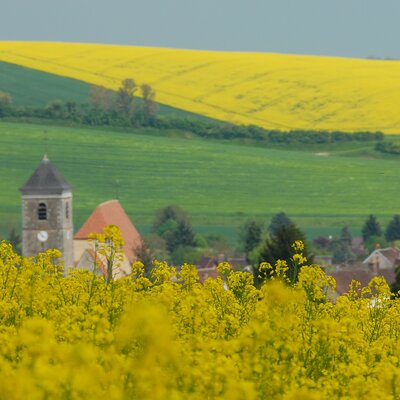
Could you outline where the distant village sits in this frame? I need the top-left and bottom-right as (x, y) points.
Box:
(19, 155), (229, 281)
(18, 155), (400, 297)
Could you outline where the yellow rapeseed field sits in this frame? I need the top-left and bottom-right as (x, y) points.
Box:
(1, 231), (400, 398)
(0, 41), (400, 133)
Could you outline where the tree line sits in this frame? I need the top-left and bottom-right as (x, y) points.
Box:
(6, 205), (400, 289)
(0, 80), (385, 145)
(158, 119), (384, 144)
(311, 214), (400, 266)
(0, 78), (158, 126)
(239, 212), (311, 286)
(240, 212), (400, 287)
(134, 206), (312, 286)
(136, 205), (232, 277)
(361, 214), (400, 249)
(375, 141), (400, 155)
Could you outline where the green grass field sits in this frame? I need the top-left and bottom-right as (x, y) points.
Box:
(0, 61), (212, 120)
(0, 61), (91, 106)
(1, 120), (400, 242)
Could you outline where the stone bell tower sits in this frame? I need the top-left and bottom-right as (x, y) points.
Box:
(20, 155), (73, 267)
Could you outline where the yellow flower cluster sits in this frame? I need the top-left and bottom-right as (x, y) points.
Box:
(1, 239), (400, 398)
(88, 225), (125, 283)
(0, 42), (400, 132)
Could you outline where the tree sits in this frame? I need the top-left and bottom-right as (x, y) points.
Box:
(364, 235), (388, 253)
(313, 236), (331, 251)
(341, 226), (352, 247)
(256, 221), (310, 285)
(89, 85), (115, 111)
(171, 245), (200, 266)
(385, 215), (400, 242)
(116, 78), (137, 117)
(174, 220), (196, 249)
(153, 205), (187, 232)
(268, 212), (292, 236)
(134, 240), (153, 278)
(391, 265), (400, 294)
(45, 99), (66, 119)
(0, 91), (12, 117)
(7, 226), (21, 254)
(205, 233), (229, 250)
(144, 233), (171, 262)
(141, 83), (158, 121)
(331, 226), (355, 265)
(152, 205), (196, 259)
(239, 219), (263, 262)
(65, 101), (78, 120)
(362, 214), (382, 242)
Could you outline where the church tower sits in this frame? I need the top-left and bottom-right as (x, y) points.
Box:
(20, 155), (73, 268)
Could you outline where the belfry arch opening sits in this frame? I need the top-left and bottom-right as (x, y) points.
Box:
(38, 203), (47, 220)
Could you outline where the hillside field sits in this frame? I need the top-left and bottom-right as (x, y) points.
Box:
(0, 42), (400, 133)
(1, 121), (400, 241)
(0, 61), (211, 120)
(0, 61), (90, 106)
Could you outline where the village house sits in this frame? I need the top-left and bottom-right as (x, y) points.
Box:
(330, 267), (396, 297)
(326, 247), (400, 296)
(363, 246), (400, 273)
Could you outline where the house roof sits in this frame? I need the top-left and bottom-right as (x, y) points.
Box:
(378, 248), (400, 264)
(20, 154), (72, 195)
(74, 200), (142, 263)
(330, 268), (396, 296)
(197, 266), (219, 283)
(363, 247), (400, 266)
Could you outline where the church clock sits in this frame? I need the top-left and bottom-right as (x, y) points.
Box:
(37, 231), (48, 242)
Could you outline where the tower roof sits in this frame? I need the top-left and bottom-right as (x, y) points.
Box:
(20, 155), (72, 195)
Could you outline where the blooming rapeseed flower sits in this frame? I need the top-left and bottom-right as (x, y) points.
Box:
(0, 238), (399, 398)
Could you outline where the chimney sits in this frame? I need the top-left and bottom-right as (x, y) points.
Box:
(372, 252), (380, 276)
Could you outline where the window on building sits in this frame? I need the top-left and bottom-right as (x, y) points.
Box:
(38, 203), (47, 220)
(66, 202), (69, 219)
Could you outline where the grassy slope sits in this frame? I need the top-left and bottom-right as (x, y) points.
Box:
(0, 42), (400, 133)
(1, 121), (400, 241)
(0, 61), (212, 120)
(0, 61), (90, 106)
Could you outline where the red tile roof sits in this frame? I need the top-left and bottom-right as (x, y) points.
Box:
(197, 266), (219, 283)
(74, 200), (142, 263)
(378, 248), (400, 265)
(330, 268), (396, 295)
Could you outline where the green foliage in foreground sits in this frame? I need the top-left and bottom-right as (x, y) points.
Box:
(1, 121), (400, 240)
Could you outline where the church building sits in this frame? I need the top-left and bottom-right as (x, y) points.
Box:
(20, 155), (143, 276)
(73, 199), (143, 278)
